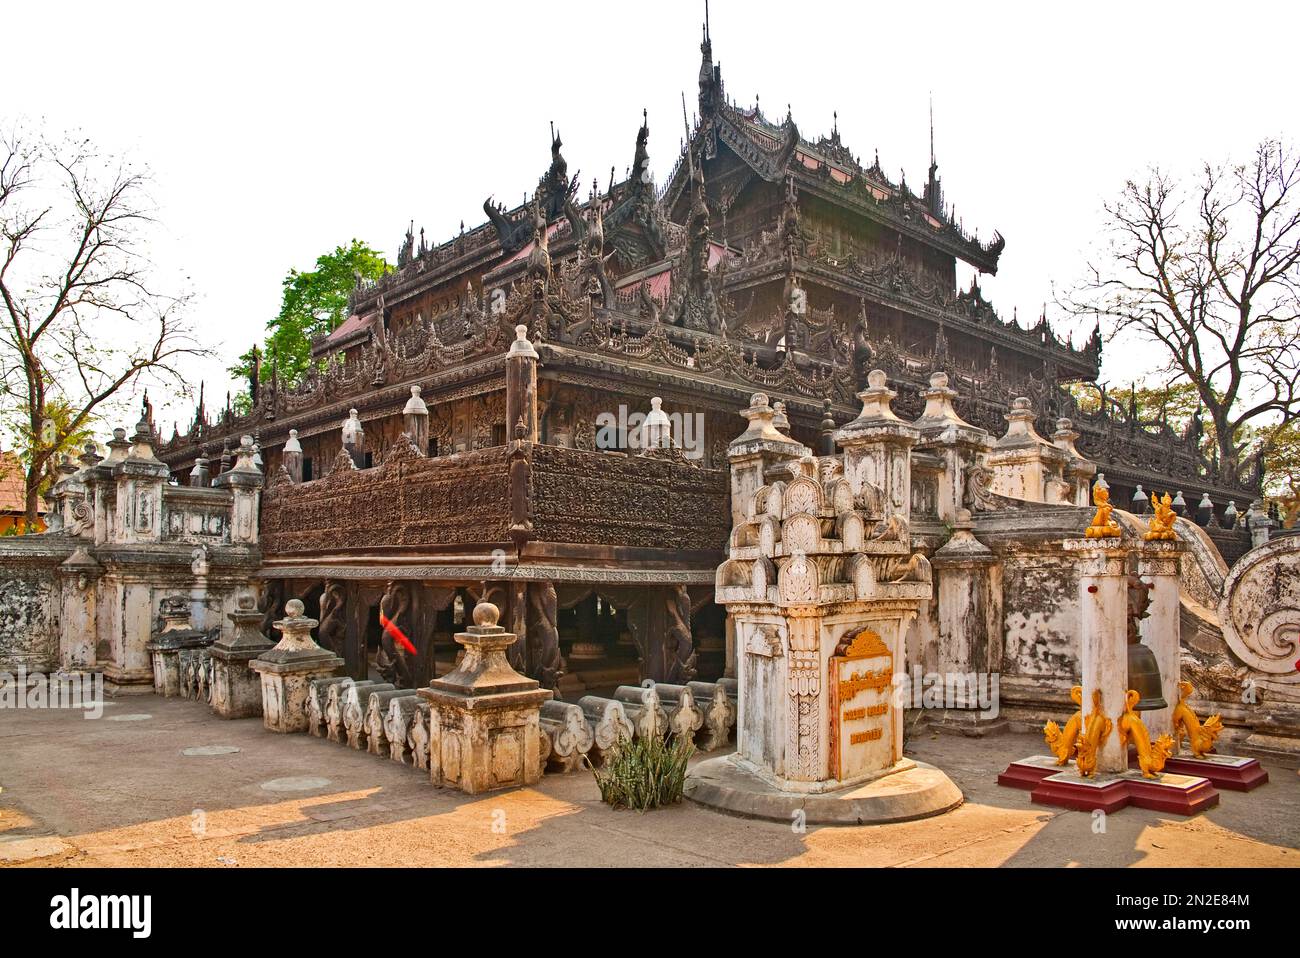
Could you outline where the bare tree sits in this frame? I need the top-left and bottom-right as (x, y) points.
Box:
(1067, 138), (1300, 487)
(0, 124), (205, 523)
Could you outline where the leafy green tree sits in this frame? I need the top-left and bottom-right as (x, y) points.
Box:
(231, 240), (390, 408)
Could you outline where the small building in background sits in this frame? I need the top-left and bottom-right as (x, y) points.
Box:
(0, 450), (45, 535)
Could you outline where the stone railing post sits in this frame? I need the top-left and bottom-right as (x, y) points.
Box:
(146, 595), (214, 697)
(250, 599), (344, 732)
(419, 600), (551, 794)
(209, 592), (275, 719)
(911, 371), (992, 523)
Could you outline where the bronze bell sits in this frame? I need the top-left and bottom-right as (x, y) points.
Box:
(1127, 640), (1168, 711)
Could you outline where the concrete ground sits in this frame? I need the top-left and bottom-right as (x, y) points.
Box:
(1, 695), (1296, 867)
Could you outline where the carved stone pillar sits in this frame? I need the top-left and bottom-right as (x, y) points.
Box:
(420, 600), (551, 794)
(214, 435), (263, 545)
(931, 510), (1005, 734)
(987, 398), (1068, 504)
(1135, 539), (1185, 740)
(57, 547), (102, 672)
(209, 592), (275, 719)
(1052, 418), (1096, 506)
(726, 392), (807, 531)
(1063, 536), (1130, 774)
(111, 419), (168, 546)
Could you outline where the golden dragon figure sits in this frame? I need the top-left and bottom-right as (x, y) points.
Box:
(1074, 688), (1112, 778)
(1043, 685), (1084, 765)
(1118, 689), (1174, 778)
(1172, 680), (1224, 758)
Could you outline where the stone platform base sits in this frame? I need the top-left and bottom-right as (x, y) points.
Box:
(1152, 753), (1269, 791)
(998, 754), (1219, 816)
(684, 755), (963, 825)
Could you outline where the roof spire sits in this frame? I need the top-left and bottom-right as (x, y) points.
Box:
(925, 94), (944, 219)
(929, 92), (935, 168)
(704, 0), (710, 42)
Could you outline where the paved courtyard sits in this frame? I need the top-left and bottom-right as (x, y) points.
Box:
(1, 696), (1295, 868)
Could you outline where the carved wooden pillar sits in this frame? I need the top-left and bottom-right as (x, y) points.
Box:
(378, 580), (415, 688)
(344, 581), (371, 680)
(282, 429), (303, 483)
(504, 325), (539, 442)
(259, 579), (286, 641)
(664, 585), (698, 683)
(526, 580), (563, 692)
(317, 579), (347, 659)
(482, 580), (526, 674)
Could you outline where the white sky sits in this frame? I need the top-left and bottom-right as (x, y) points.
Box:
(6, 0), (1296, 440)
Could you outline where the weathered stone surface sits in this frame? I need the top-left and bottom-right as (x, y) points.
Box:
(539, 699), (596, 772)
(383, 694), (421, 764)
(685, 755), (963, 825)
(686, 680), (737, 751)
(249, 600), (344, 734)
(420, 601), (551, 794)
(209, 592), (276, 719)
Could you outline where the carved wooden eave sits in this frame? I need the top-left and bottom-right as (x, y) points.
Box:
(662, 105), (1004, 276)
(350, 225), (506, 317)
(538, 342), (844, 426)
(720, 254), (1097, 380)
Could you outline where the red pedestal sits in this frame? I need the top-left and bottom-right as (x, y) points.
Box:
(1158, 755), (1268, 791)
(1124, 772), (1220, 814)
(1000, 755), (1222, 817)
(997, 755), (1066, 790)
(1030, 772), (1130, 813)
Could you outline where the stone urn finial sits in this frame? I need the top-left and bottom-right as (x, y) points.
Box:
(472, 600), (500, 629)
(269, 598), (321, 653)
